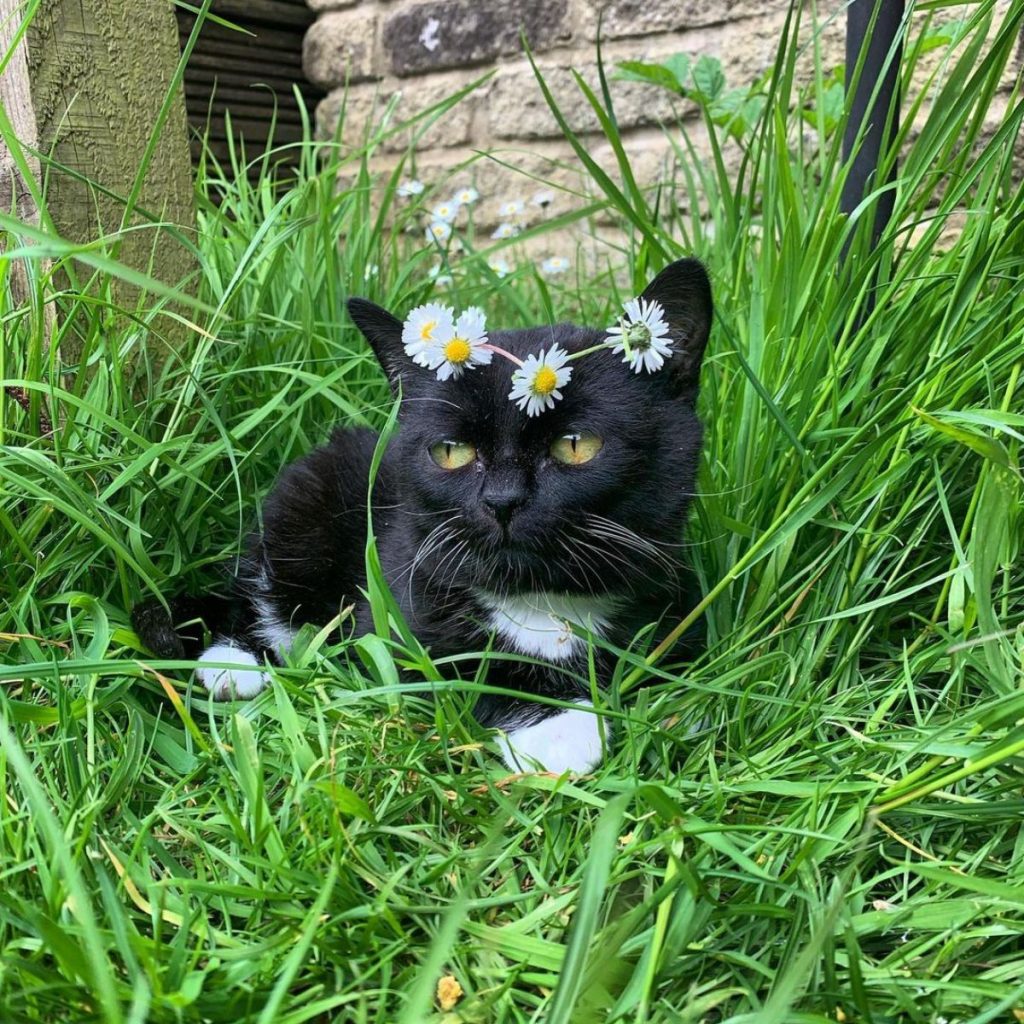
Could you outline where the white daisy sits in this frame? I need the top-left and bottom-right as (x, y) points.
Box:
(397, 178), (425, 198)
(426, 220), (453, 245)
(541, 256), (570, 275)
(402, 303), (454, 366)
(531, 190), (554, 208)
(498, 198), (526, 219)
(605, 296), (673, 373)
(363, 264), (379, 280)
(508, 345), (572, 417)
(491, 222), (520, 240)
(453, 186), (479, 205)
(488, 258), (511, 278)
(432, 307), (492, 380)
(431, 200), (460, 223)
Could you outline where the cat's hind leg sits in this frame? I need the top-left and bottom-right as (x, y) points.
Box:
(194, 638), (269, 700)
(133, 580), (285, 701)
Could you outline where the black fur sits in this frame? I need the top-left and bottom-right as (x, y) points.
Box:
(134, 258), (712, 740)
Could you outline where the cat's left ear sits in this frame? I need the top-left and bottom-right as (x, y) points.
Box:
(347, 297), (416, 391)
(639, 258), (713, 396)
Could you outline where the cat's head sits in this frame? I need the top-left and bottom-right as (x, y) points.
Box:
(348, 258), (712, 597)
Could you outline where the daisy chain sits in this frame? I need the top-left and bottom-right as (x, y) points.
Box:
(509, 346), (572, 417)
(402, 302), (455, 367)
(605, 296), (673, 373)
(431, 307), (493, 380)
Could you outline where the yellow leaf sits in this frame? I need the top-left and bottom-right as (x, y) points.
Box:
(436, 975), (463, 1011)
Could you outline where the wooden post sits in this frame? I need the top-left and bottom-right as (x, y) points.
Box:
(1, 0), (196, 335)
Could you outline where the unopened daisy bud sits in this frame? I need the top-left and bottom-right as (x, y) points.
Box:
(605, 296), (673, 373)
(508, 345), (572, 417)
(428, 264), (453, 287)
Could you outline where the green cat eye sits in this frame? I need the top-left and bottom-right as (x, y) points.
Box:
(429, 440), (477, 470)
(550, 432), (603, 465)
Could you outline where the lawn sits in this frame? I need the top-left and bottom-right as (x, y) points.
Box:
(1, 3), (1022, 1022)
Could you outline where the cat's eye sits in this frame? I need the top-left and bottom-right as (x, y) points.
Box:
(429, 440), (477, 470)
(550, 432), (603, 465)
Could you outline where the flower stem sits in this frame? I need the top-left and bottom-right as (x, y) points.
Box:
(482, 343), (524, 367)
(567, 342), (610, 362)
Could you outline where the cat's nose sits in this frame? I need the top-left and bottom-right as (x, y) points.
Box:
(481, 482), (525, 525)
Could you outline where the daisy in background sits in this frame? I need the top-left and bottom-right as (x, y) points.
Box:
(541, 256), (570, 275)
(431, 307), (492, 380)
(402, 303), (454, 366)
(509, 345), (572, 417)
(487, 257), (511, 278)
(431, 199), (460, 223)
(397, 178), (425, 198)
(453, 186), (479, 205)
(426, 220), (453, 245)
(498, 198), (526, 219)
(491, 222), (519, 240)
(605, 296), (673, 373)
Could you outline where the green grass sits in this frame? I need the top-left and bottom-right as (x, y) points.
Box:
(1, 1), (1023, 1021)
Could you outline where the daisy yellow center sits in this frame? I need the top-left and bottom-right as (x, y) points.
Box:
(419, 320), (437, 341)
(533, 366), (558, 395)
(444, 338), (471, 364)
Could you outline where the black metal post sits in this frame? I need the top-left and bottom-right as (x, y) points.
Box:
(840, 0), (905, 271)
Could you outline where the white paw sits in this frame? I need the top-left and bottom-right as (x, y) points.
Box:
(495, 701), (608, 775)
(195, 641), (268, 700)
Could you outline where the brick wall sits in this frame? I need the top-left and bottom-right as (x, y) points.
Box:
(302, 1), (1020, 264)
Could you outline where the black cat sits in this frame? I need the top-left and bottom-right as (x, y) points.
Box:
(133, 257), (712, 773)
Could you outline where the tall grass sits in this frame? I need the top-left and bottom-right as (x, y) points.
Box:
(1, 1), (1022, 1021)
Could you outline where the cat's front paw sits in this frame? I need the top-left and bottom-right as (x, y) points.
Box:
(495, 701), (608, 775)
(195, 642), (268, 700)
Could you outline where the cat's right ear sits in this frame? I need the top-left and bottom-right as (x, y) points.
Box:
(347, 297), (415, 391)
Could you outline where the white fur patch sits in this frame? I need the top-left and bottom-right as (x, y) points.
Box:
(195, 642), (268, 700)
(477, 591), (617, 660)
(252, 597), (295, 657)
(496, 701), (608, 775)
(251, 568), (295, 656)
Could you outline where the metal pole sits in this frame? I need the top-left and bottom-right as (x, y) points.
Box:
(840, 0), (905, 267)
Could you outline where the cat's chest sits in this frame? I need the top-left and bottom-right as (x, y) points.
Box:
(474, 591), (620, 661)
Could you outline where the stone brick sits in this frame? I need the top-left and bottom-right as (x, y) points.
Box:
(382, 0), (571, 77)
(578, 0), (793, 42)
(303, 10), (380, 90)
(316, 78), (475, 152)
(487, 63), (678, 139)
(306, 0), (359, 10)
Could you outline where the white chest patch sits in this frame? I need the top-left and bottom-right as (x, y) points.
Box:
(476, 591), (618, 661)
